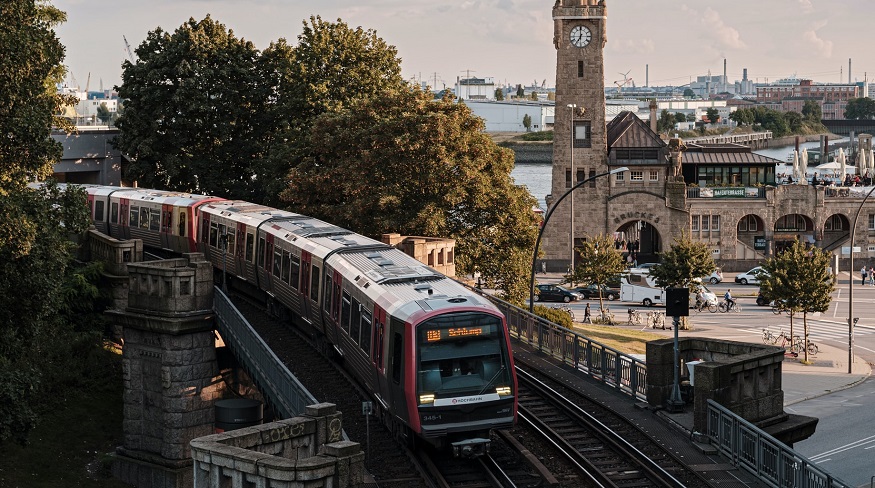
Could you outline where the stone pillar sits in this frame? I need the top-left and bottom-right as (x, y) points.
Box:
(109, 253), (225, 488)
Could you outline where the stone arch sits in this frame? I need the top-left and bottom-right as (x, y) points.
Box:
(773, 213), (815, 254)
(614, 220), (662, 264)
(736, 214), (767, 259)
(820, 213), (851, 249)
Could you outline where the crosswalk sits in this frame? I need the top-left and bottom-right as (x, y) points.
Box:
(743, 319), (875, 343)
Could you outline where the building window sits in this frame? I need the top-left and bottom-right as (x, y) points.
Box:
(630, 171), (643, 182)
(701, 216), (710, 231)
(869, 214), (875, 230)
(578, 60), (584, 78)
(711, 215), (720, 231)
(573, 121), (591, 148)
(691, 216), (699, 231)
(649, 170), (659, 182)
(615, 172), (625, 182)
(738, 215), (758, 232)
(589, 169), (596, 188)
(565, 169), (572, 189)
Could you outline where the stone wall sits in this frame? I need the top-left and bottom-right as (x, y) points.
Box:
(190, 403), (363, 488)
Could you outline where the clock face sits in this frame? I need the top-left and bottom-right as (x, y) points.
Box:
(570, 25), (591, 48)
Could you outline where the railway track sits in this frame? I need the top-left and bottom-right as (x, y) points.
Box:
(515, 366), (712, 488)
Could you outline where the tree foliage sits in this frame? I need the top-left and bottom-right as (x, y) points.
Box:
(706, 107), (720, 125)
(758, 239), (834, 362)
(114, 16), (267, 201)
(494, 87), (504, 101)
(656, 109), (675, 134)
(566, 234), (627, 311)
(281, 89), (540, 301)
(522, 114), (532, 131)
(844, 97), (875, 120)
(647, 233), (716, 291)
(802, 100), (822, 123)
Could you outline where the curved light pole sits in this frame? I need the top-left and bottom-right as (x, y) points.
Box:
(529, 167), (630, 312)
(568, 104), (577, 270)
(848, 185), (875, 373)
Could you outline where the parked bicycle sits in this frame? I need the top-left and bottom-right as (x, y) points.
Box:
(628, 308), (643, 325)
(647, 310), (666, 329)
(594, 307), (615, 325)
(789, 335), (818, 356)
(553, 304), (575, 321)
(762, 328), (778, 344)
(717, 300), (741, 313)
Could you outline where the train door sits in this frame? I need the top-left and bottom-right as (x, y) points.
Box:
(373, 305), (390, 404)
(199, 212), (211, 254)
(235, 222), (246, 278)
(119, 198), (130, 240)
(264, 233), (275, 292)
(300, 251), (312, 321)
(177, 208), (193, 252)
(386, 316), (410, 424)
(160, 204), (173, 250)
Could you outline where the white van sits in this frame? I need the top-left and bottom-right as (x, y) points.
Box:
(620, 273), (664, 307)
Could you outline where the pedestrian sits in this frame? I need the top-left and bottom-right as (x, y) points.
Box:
(870, 266), (875, 286)
(862, 265), (868, 286)
(584, 303), (592, 324)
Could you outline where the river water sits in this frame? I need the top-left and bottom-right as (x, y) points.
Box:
(510, 137), (850, 209)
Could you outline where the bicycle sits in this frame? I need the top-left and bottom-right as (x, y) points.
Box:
(790, 335), (818, 356)
(771, 300), (787, 315)
(647, 310), (666, 329)
(717, 300), (741, 313)
(762, 328), (778, 345)
(696, 299), (718, 313)
(597, 308), (615, 325)
(628, 308), (643, 325)
(554, 304), (575, 321)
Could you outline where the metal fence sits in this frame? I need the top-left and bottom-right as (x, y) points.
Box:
(481, 292), (647, 401)
(707, 400), (852, 488)
(213, 287), (319, 419)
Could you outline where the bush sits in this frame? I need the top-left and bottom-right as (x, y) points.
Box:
(532, 305), (573, 328)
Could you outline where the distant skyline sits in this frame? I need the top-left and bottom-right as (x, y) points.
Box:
(53, 0), (875, 93)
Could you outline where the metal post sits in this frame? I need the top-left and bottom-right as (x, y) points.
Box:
(568, 103), (577, 270)
(668, 315), (684, 411)
(529, 167), (630, 313)
(848, 185), (875, 372)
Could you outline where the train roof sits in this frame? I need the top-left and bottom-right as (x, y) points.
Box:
(121, 188), (221, 206)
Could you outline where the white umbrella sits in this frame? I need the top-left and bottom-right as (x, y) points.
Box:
(800, 148), (809, 184)
(855, 149), (863, 175)
(791, 150), (800, 182)
(838, 148), (847, 180)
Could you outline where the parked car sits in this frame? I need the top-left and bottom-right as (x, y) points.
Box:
(534, 284), (582, 303)
(735, 266), (768, 285)
(573, 284), (620, 301)
(703, 268), (723, 284)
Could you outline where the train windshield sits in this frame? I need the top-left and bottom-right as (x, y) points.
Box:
(416, 312), (512, 400)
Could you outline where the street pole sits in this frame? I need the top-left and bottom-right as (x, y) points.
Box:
(529, 167), (629, 313)
(568, 104), (577, 271)
(848, 185), (875, 372)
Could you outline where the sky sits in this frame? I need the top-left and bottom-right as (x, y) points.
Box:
(53, 0), (875, 93)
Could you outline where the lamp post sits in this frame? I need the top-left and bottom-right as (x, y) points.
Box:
(848, 186), (875, 373)
(529, 167), (630, 313)
(567, 104), (578, 271)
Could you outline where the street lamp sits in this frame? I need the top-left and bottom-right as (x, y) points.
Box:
(847, 186), (875, 373)
(529, 167), (630, 313)
(568, 104), (577, 270)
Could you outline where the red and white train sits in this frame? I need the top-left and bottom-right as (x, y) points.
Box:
(72, 184), (518, 457)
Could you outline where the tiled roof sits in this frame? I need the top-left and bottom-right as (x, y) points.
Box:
(606, 111), (666, 149)
(682, 151), (784, 165)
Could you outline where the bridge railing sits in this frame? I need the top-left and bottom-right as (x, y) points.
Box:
(213, 287), (319, 419)
(707, 399), (852, 488)
(474, 290), (647, 401)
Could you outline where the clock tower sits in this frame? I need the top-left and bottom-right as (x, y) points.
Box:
(545, 0), (609, 268)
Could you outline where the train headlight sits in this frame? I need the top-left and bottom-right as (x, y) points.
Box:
(496, 386), (511, 396)
(419, 393), (435, 404)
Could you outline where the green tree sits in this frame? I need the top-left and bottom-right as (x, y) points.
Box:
(758, 239), (834, 362)
(258, 16), (406, 204)
(802, 100), (822, 123)
(674, 112), (687, 125)
(522, 113), (532, 131)
(96, 102), (111, 125)
(494, 87), (504, 101)
(844, 97), (875, 120)
(281, 88), (540, 301)
(783, 111), (804, 132)
(566, 234), (627, 312)
(115, 16), (267, 201)
(683, 88), (695, 98)
(647, 233), (716, 329)
(706, 107), (720, 125)
(657, 109), (675, 133)
(516, 84), (524, 98)
(529, 91), (539, 101)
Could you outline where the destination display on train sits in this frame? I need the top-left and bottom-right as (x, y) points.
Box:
(426, 327), (485, 342)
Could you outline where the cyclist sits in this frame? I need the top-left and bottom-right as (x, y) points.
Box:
(695, 289), (706, 311)
(724, 289), (736, 310)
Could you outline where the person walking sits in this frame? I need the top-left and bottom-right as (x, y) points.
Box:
(862, 265), (868, 286)
(869, 266), (875, 286)
(584, 303), (592, 324)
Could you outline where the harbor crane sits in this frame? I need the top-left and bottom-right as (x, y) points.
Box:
(123, 35), (135, 63)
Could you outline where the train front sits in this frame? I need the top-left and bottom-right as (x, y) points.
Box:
(414, 310), (517, 458)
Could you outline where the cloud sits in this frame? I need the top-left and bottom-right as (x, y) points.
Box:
(702, 8), (746, 50)
(610, 39), (656, 55)
(797, 0), (814, 13)
(803, 21), (833, 57)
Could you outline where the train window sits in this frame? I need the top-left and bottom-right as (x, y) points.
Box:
(360, 309), (372, 356)
(266, 240), (274, 272)
(391, 331), (403, 384)
(350, 299), (361, 344)
(273, 248), (282, 277)
(310, 265), (320, 301)
(94, 201), (104, 221)
(110, 202), (118, 224)
(217, 224), (226, 245)
(129, 206), (139, 227)
(332, 279), (341, 321)
(150, 209), (160, 230)
(245, 233), (254, 262)
(210, 222), (218, 247)
(281, 250), (290, 282)
(178, 211), (186, 236)
(323, 276), (331, 313)
(290, 255), (300, 289)
(226, 231), (235, 255)
(341, 292), (351, 333)
(257, 237), (265, 267)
